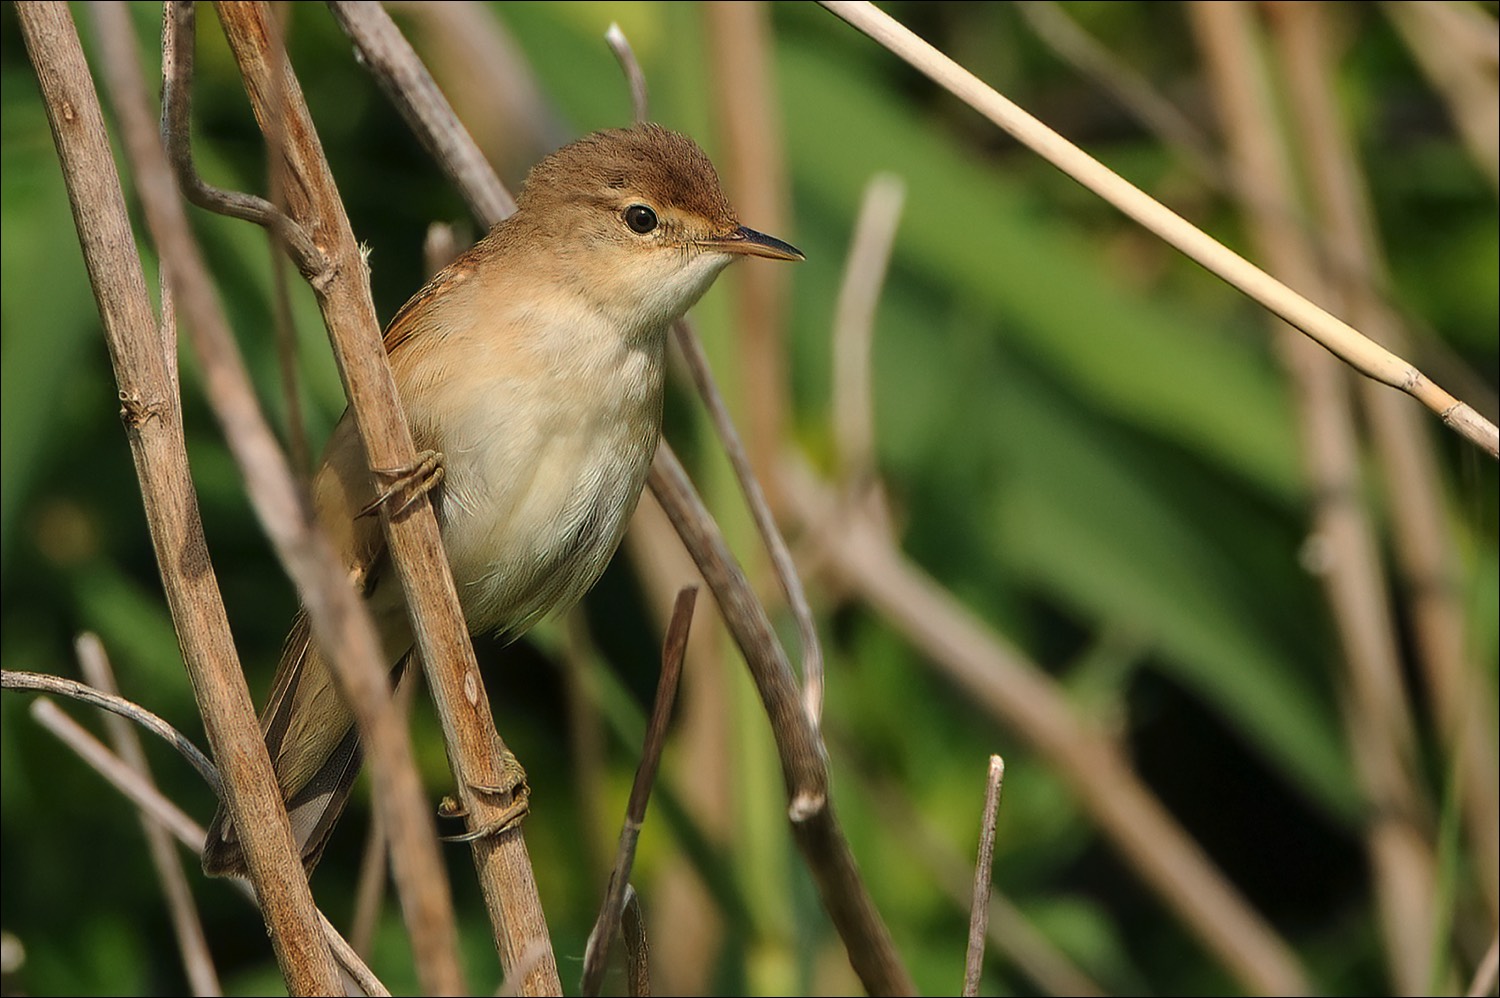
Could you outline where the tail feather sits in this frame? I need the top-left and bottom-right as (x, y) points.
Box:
(202, 614), (400, 878)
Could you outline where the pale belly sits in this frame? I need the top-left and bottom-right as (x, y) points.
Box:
(415, 342), (665, 638)
(440, 410), (659, 636)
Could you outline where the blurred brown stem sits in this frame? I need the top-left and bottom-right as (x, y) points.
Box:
(1191, 5), (1439, 990)
(1271, 0), (1500, 924)
(704, 1), (794, 507)
(1385, 1), (1500, 191)
(783, 456), (1311, 995)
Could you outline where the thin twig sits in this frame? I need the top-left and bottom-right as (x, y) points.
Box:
(2, 669), (219, 792)
(860, 762), (1104, 996)
(27, 698), (390, 997)
(962, 755), (1005, 997)
(581, 587), (695, 997)
(75, 635), (222, 997)
(816, 0), (1499, 459)
(671, 318), (828, 728)
(832, 173), (904, 502)
(605, 24), (648, 125)
(160, 4), (322, 277)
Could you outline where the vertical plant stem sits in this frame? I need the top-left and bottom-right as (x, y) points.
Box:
(704, 0), (794, 505)
(209, 3), (557, 989)
(962, 755), (1004, 997)
(1271, 0), (1500, 924)
(14, 5), (342, 991)
(1190, 5), (1438, 990)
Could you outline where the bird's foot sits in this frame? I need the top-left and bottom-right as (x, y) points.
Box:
(438, 751), (531, 843)
(358, 449), (445, 519)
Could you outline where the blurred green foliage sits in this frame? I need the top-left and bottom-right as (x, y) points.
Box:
(1, 2), (1495, 995)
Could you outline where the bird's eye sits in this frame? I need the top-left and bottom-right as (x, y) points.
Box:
(623, 204), (658, 234)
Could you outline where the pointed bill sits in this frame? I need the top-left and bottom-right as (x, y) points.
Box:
(703, 224), (804, 261)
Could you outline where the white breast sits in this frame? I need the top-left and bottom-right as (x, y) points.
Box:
(401, 299), (667, 637)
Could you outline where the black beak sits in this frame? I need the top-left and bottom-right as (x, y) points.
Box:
(703, 224), (804, 261)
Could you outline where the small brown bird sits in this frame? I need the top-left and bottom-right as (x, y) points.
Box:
(203, 124), (801, 876)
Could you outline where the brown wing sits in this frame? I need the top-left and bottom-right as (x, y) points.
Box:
(201, 403), (420, 875)
(202, 265), (459, 876)
(323, 236), (489, 587)
(200, 614), (362, 876)
(382, 238), (492, 357)
(310, 408), (391, 595)
(201, 612), (409, 877)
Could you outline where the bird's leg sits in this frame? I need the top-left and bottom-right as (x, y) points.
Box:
(437, 750), (531, 842)
(359, 449), (445, 519)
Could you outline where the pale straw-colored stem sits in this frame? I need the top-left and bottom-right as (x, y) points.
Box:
(832, 174), (904, 500)
(26, 696), (389, 997)
(817, 0), (1499, 459)
(75, 635), (222, 996)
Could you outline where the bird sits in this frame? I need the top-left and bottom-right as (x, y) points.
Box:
(202, 123), (802, 877)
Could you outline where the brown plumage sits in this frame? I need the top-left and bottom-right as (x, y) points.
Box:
(202, 124), (800, 877)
